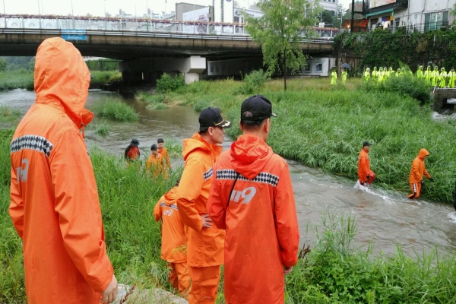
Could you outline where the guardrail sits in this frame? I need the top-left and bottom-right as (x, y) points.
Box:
(0, 14), (339, 40)
(0, 27), (336, 45)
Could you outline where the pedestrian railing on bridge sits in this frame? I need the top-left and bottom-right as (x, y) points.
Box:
(0, 14), (339, 42)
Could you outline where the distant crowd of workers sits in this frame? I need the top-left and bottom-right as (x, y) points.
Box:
(362, 65), (456, 88)
(331, 65), (456, 88)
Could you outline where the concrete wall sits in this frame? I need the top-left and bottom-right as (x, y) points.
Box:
(207, 57), (263, 77)
(119, 56), (206, 84)
(302, 57), (336, 77)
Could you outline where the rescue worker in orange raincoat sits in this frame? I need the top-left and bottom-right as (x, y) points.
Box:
(358, 141), (376, 186)
(176, 107), (231, 304)
(125, 138), (140, 162)
(408, 148), (434, 199)
(153, 180), (190, 298)
(207, 95), (299, 304)
(146, 144), (164, 177)
(9, 37), (118, 304)
(158, 138), (172, 171)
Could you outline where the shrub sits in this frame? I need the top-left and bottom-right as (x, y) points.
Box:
(0, 106), (21, 123)
(96, 123), (110, 136)
(156, 73), (185, 93)
(90, 97), (139, 122)
(239, 69), (270, 94)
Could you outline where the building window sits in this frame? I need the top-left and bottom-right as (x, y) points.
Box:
(424, 11), (449, 32)
(316, 63), (323, 72)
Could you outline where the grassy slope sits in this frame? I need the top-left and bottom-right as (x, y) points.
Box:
(172, 77), (455, 204)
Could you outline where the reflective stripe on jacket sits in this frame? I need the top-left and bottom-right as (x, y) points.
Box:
(9, 37), (113, 304)
(208, 134), (299, 304)
(176, 133), (225, 267)
(409, 148), (431, 183)
(153, 187), (187, 263)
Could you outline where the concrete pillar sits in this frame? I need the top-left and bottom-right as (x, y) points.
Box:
(185, 73), (200, 83)
(119, 56), (207, 84)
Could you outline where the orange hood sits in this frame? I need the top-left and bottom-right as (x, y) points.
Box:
(230, 134), (273, 180)
(164, 186), (178, 206)
(182, 133), (222, 161)
(34, 37), (93, 128)
(417, 148), (430, 160)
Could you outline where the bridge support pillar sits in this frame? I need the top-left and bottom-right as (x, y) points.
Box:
(119, 56), (206, 85)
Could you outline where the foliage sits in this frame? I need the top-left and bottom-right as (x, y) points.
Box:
(239, 69), (270, 94)
(0, 57), (6, 72)
(286, 213), (456, 304)
(85, 59), (120, 71)
(135, 91), (170, 109)
(0, 129), (26, 303)
(244, 0), (319, 90)
(91, 97), (139, 122)
(0, 106), (21, 123)
(4, 57), (35, 71)
(90, 71), (122, 87)
(167, 78), (454, 204)
(95, 123), (110, 136)
(334, 29), (456, 75)
(361, 66), (431, 104)
(156, 73), (185, 93)
(0, 70), (34, 91)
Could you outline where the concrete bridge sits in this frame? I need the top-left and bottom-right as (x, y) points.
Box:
(0, 14), (337, 83)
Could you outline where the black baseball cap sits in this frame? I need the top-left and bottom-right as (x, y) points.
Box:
(363, 141), (371, 147)
(241, 95), (277, 121)
(130, 138), (139, 146)
(199, 107), (231, 130)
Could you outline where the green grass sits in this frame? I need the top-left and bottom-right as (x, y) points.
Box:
(90, 71), (122, 87)
(3, 77), (456, 302)
(286, 213), (456, 304)
(91, 97), (139, 122)
(0, 106), (21, 123)
(95, 123), (110, 136)
(0, 70), (34, 91)
(166, 77), (453, 204)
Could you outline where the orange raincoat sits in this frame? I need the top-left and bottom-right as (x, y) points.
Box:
(159, 146), (172, 170)
(207, 134), (299, 304)
(146, 153), (164, 177)
(176, 133), (225, 302)
(358, 148), (374, 184)
(9, 38), (114, 303)
(408, 148), (432, 199)
(153, 186), (190, 296)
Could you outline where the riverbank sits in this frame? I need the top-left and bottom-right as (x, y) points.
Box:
(154, 77), (453, 204)
(0, 70), (122, 91)
(2, 76), (456, 303)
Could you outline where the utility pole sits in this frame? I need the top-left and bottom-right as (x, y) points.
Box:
(350, 0), (354, 32)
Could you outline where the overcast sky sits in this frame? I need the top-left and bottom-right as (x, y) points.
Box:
(1, 0), (353, 17)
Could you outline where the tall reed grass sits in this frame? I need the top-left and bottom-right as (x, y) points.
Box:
(1, 126), (456, 303)
(0, 70), (34, 91)
(286, 213), (456, 304)
(91, 97), (139, 122)
(174, 78), (455, 203)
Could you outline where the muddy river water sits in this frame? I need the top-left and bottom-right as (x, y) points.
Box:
(2, 88), (456, 257)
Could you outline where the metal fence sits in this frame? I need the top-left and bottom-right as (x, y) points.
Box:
(0, 14), (340, 39)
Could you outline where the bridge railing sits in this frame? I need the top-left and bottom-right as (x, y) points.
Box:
(0, 14), (339, 40)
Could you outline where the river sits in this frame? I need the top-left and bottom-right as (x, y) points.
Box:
(2, 88), (456, 257)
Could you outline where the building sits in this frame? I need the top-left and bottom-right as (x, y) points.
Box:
(364, 0), (456, 32)
(320, 0), (340, 14)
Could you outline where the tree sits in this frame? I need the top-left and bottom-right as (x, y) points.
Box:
(245, 0), (319, 90)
